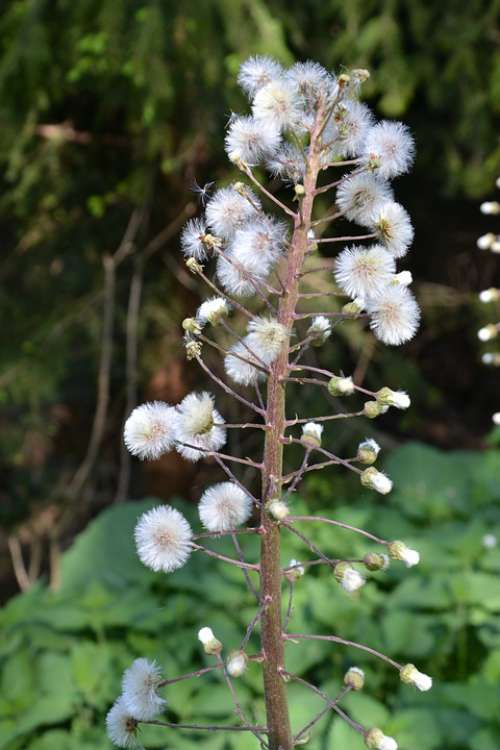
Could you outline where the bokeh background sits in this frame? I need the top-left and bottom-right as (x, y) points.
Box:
(1, 2), (500, 749)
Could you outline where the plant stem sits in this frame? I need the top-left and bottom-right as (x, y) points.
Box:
(259, 109), (323, 750)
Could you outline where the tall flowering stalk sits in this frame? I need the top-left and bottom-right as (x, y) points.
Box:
(107, 58), (430, 750)
(477, 178), (500, 425)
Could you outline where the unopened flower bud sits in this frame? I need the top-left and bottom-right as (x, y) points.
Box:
(364, 400), (385, 419)
(363, 552), (389, 571)
(338, 73), (351, 87)
(182, 317), (202, 335)
(388, 540), (420, 567)
(328, 375), (355, 396)
(351, 68), (370, 82)
(376, 387), (410, 410)
(198, 627), (222, 655)
(334, 562), (365, 592)
(186, 257), (203, 274)
(361, 467), (393, 495)
(365, 727), (398, 750)
(478, 324), (498, 342)
(344, 666), (365, 690)
(307, 315), (332, 345)
(267, 499), (289, 521)
(357, 438), (380, 465)
(342, 300), (363, 315)
(301, 422), (323, 447)
(226, 650), (248, 677)
(285, 558), (305, 582)
(294, 184), (305, 197)
(479, 288), (500, 303)
(480, 201), (500, 215)
(477, 233), (495, 250)
(400, 663), (432, 691)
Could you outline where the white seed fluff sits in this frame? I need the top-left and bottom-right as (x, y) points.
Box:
(134, 505), (193, 573)
(334, 244), (396, 299)
(371, 201), (414, 258)
(225, 115), (281, 166)
(224, 339), (266, 386)
(205, 187), (261, 240)
(252, 79), (301, 131)
(307, 315), (332, 343)
(340, 566), (366, 593)
(238, 56), (284, 97)
(198, 482), (252, 532)
(180, 217), (209, 261)
(336, 173), (394, 225)
(230, 215), (287, 267)
(246, 316), (288, 364)
(405, 666), (433, 692)
(286, 61), (335, 110)
(363, 120), (415, 178)
(196, 296), (230, 326)
(124, 402), (177, 460)
(216, 247), (272, 297)
(333, 100), (374, 158)
(367, 285), (420, 345)
(378, 734), (398, 750)
(122, 658), (165, 720)
(106, 697), (140, 749)
(267, 143), (307, 184)
(174, 391), (226, 462)
(301, 422), (323, 444)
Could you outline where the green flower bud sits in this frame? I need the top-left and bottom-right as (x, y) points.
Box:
(363, 552), (389, 571)
(344, 666), (365, 690)
(182, 317), (202, 335)
(328, 375), (355, 396)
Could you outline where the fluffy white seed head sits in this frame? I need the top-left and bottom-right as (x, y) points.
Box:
(400, 663), (432, 692)
(181, 217), (210, 260)
(286, 61), (336, 110)
(335, 563), (366, 592)
(205, 186), (261, 240)
(174, 391), (226, 461)
(334, 244), (396, 299)
(477, 232), (496, 250)
(332, 100), (374, 158)
(371, 201), (414, 258)
(198, 482), (252, 532)
(246, 316), (288, 364)
(267, 143), (307, 184)
(252, 79), (301, 131)
(134, 505), (193, 573)
(226, 651), (248, 678)
(224, 339), (266, 386)
(225, 115), (281, 166)
(363, 120), (415, 178)
(197, 296), (230, 326)
(106, 697), (140, 749)
(238, 56), (284, 97)
(307, 315), (332, 345)
(267, 499), (289, 520)
(230, 216), (287, 267)
(389, 540), (420, 567)
(124, 402), (177, 460)
(336, 173), (394, 225)
(367, 285), (420, 346)
(216, 247), (271, 297)
(122, 659), (165, 720)
(361, 467), (393, 495)
(301, 421), (323, 446)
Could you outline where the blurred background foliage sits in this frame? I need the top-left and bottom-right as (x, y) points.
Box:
(1, 443), (500, 750)
(0, 1), (499, 748)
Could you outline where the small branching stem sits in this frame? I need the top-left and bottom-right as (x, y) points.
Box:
(283, 633), (403, 670)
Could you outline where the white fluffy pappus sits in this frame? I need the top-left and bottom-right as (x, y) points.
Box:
(246, 316), (288, 364)
(286, 61), (337, 110)
(174, 391), (226, 461)
(238, 55), (284, 97)
(180, 217), (209, 261)
(230, 215), (287, 266)
(216, 247), (272, 297)
(252, 78), (302, 131)
(307, 315), (332, 344)
(267, 143), (307, 185)
(370, 201), (414, 258)
(225, 115), (281, 166)
(205, 186), (261, 240)
(105, 696), (140, 749)
(224, 338), (267, 387)
(363, 120), (415, 179)
(134, 505), (193, 573)
(124, 402), (177, 461)
(367, 285), (420, 346)
(330, 100), (374, 158)
(198, 481), (253, 532)
(196, 296), (230, 326)
(122, 658), (165, 720)
(336, 172), (394, 225)
(334, 244), (396, 299)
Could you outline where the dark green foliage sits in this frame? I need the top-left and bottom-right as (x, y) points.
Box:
(1, 443), (500, 749)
